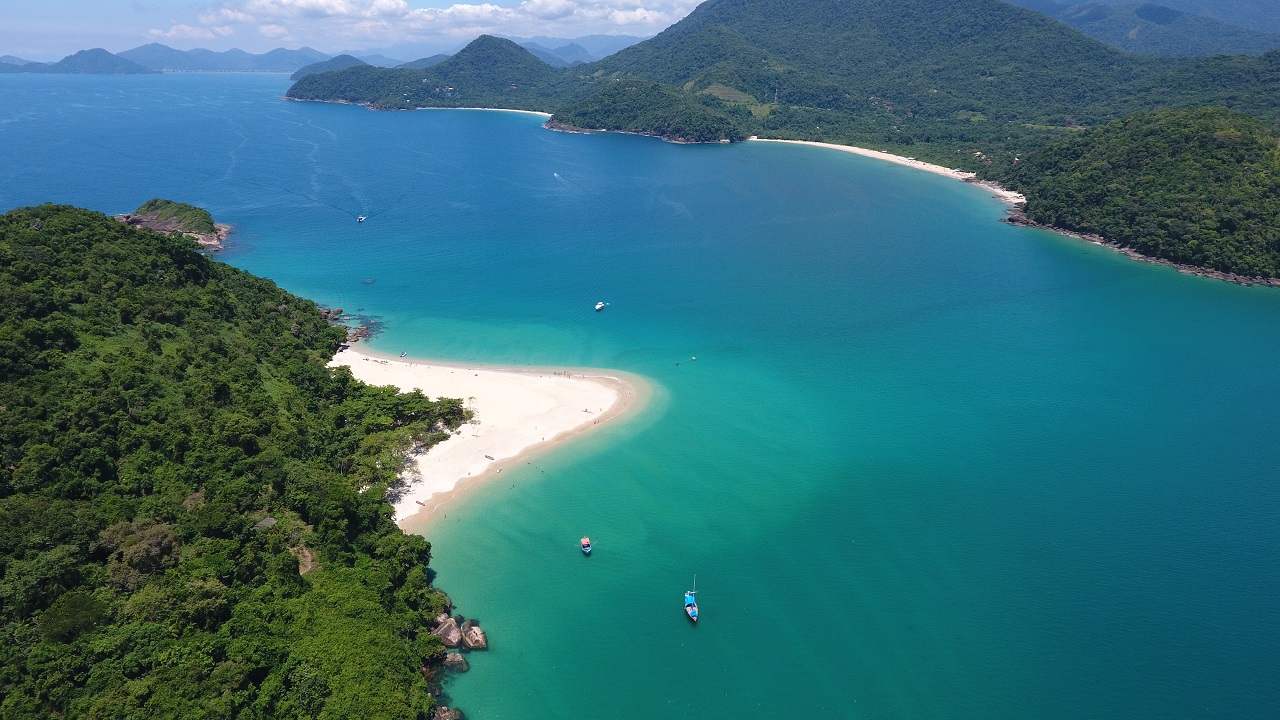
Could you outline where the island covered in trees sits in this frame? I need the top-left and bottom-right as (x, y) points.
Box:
(285, 0), (1280, 279)
(0, 204), (472, 717)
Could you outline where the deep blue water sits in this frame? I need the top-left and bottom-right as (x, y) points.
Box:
(2, 73), (1279, 719)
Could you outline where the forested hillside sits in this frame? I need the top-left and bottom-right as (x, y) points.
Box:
(0, 205), (468, 718)
(1004, 108), (1280, 276)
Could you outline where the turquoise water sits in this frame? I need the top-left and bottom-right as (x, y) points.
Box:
(3, 73), (1279, 719)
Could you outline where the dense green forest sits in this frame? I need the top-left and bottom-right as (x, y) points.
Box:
(551, 79), (746, 143)
(1003, 108), (1280, 276)
(0, 204), (469, 718)
(135, 198), (217, 235)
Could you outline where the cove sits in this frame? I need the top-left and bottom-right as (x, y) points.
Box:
(1, 73), (1278, 719)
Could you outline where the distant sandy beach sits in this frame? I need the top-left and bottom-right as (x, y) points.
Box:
(748, 138), (1026, 206)
(330, 347), (643, 528)
(437, 107), (553, 118)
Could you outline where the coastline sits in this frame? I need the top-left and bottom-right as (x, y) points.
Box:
(329, 346), (649, 529)
(1002, 211), (1280, 288)
(747, 137), (1027, 206)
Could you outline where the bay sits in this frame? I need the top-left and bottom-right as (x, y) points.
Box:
(2, 73), (1278, 719)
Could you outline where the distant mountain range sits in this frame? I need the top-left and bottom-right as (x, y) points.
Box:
(117, 44), (330, 72)
(0, 36), (647, 76)
(1006, 1), (1280, 56)
(0, 49), (157, 74)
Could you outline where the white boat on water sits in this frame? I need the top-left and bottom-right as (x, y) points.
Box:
(595, 301), (605, 311)
(357, 215), (366, 223)
(684, 575), (698, 623)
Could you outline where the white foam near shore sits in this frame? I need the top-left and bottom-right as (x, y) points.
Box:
(748, 137), (1027, 206)
(330, 347), (636, 526)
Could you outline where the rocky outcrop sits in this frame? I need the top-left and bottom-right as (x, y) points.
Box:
(432, 617), (462, 648)
(461, 620), (488, 650)
(442, 652), (469, 673)
(115, 213), (230, 251)
(433, 706), (464, 720)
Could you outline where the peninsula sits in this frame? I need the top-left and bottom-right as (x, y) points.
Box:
(330, 347), (645, 528)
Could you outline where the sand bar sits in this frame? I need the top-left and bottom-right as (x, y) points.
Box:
(749, 137), (1027, 206)
(330, 347), (642, 526)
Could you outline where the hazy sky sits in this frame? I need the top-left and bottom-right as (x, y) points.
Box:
(2, 0), (697, 60)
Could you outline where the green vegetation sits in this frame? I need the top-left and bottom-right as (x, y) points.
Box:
(0, 204), (469, 718)
(553, 79), (746, 143)
(136, 198), (217, 235)
(1004, 108), (1280, 276)
(291, 54), (369, 82)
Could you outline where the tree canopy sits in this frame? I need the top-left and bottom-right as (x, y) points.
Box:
(0, 204), (468, 718)
(1004, 108), (1280, 276)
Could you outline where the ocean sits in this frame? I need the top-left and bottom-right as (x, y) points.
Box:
(2, 73), (1278, 719)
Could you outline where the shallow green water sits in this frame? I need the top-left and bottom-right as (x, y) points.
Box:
(2, 73), (1278, 719)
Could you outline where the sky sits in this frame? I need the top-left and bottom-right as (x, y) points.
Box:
(1, 0), (698, 60)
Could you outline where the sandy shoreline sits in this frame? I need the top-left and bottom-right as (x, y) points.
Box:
(330, 347), (644, 528)
(747, 138), (1027, 206)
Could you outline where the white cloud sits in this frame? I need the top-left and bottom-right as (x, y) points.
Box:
(148, 23), (235, 40)
(198, 7), (256, 24)
(147, 0), (691, 51)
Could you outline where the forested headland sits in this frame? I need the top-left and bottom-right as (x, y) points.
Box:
(1002, 108), (1280, 278)
(0, 204), (469, 718)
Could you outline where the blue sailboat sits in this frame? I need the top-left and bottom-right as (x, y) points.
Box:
(684, 575), (698, 623)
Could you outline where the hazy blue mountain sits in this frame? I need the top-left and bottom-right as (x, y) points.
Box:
(119, 43), (329, 72)
(518, 42), (575, 67)
(252, 47), (330, 72)
(15, 49), (158, 74)
(551, 43), (594, 64)
(355, 54), (404, 67)
(501, 34), (648, 60)
(0, 54), (31, 65)
(1064, 4), (1280, 55)
(1073, 0), (1280, 34)
(397, 54), (451, 69)
(562, 34), (649, 58)
(291, 54), (369, 81)
(1005, 1), (1280, 55)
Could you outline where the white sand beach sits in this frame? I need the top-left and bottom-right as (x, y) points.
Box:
(330, 347), (640, 526)
(748, 137), (1027, 206)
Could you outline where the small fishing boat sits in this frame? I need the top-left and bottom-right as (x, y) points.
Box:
(594, 301), (605, 311)
(357, 215), (366, 223)
(684, 575), (698, 623)
(580, 536), (592, 555)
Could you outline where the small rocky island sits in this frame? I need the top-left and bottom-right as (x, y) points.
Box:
(116, 198), (230, 250)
